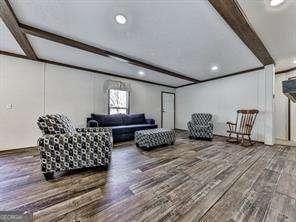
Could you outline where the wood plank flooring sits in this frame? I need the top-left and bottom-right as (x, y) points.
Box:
(0, 131), (296, 222)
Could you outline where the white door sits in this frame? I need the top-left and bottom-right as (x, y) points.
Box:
(162, 92), (175, 129)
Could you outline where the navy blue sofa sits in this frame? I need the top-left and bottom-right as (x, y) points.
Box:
(87, 113), (157, 142)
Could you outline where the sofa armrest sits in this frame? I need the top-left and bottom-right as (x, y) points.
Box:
(87, 119), (98, 127)
(145, 118), (155, 125)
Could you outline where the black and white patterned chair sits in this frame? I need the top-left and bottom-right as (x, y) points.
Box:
(135, 128), (175, 149)
(187, 113), (213, 140)
(37, 114), (112, 180)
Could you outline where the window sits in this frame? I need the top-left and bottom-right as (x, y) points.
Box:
(108, 89), (129, 114)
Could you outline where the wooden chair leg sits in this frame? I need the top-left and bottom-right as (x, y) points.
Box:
(241, 135), (245, 146)
(241, 135), (254, 147)
(248, 135), (254, 146)
(227, 133), (239, 143)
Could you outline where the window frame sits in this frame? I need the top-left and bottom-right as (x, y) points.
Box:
(108, 89), (130, 115)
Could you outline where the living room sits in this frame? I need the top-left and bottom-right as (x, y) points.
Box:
(1, 0), (296, 221)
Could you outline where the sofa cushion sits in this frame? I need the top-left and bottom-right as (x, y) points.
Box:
(123, 113), (146, 125)
(111, 124), (157, 135)
(91, 113), (123, 127)
(111, 125), (133, 134)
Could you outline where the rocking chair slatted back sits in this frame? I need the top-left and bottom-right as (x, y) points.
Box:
(227, 109), (259, 147)
(236, 109), (258, 135)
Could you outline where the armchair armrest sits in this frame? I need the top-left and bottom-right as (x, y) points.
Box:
(37, 131), (112, 173)
(226, 121), (236, 132)
(145, 118), (155, 125)
(209, 121), (214, 129)
(76, 127), (112, 135)
(188, 121), (213, 128)
(38, 132), (112, 150)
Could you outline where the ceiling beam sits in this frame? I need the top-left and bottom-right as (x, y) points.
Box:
(38, 59), (177, 88)
(276, 67), (296, 75)
(0, 0), (37, 59)
(0, 50), (177, 88)
(208, 0), (274, 66)
(177, 66), (265, 88)
(20, 23), (200, 83)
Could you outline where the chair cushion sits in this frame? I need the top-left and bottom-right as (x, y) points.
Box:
(111, 124), (157, 135)
(91, 113), (123, 127)
(123, 113), (146, 125)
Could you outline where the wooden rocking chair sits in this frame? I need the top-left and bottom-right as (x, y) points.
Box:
(226, 109), (259, 147)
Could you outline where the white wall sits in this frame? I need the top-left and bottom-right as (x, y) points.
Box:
(0, 56), (44, 150)
(0, 55), (174, 150)
(176, 67), (274, 143)
(274, 70), (296, 141)
(274, 73), (289, 140)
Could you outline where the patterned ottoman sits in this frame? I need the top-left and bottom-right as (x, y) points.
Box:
(135, 128), (176, 149)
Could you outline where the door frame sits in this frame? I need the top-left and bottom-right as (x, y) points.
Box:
(161, 91), (176, 129)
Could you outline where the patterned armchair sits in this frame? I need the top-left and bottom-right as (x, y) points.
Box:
(37, 114), (112, 180)
(187, 113), (213, 140)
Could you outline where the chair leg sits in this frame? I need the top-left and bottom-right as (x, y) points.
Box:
(241, 135), (245, 146)
(43, 172), (54, 180)
(102, 164), (110, 170)
(248, 135), (254, 146)
(227, 133), (239, 143)
(241, 135), (254, 147)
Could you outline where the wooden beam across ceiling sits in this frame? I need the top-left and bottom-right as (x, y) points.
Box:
(208, 0), (274, 66)
(0, 50), (177, 88)
(19, 23), (200, 83)
(0, 0), (37, 59)
(276, 66), (296, 75)
(178, 66), (265, 88)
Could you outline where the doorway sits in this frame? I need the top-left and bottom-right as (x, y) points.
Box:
(161, 92), (175, 129)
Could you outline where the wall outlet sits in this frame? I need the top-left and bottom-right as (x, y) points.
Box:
(6, 104), (13, 109)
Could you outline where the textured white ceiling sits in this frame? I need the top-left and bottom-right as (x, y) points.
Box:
(237, 0), (296, 72)
(9, 0), (262, 81)
(0, 19), (24, 55)
(27, 35), (191, 87)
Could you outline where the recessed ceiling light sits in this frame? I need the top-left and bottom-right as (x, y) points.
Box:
(270, 0), (284, 7)
(138, 70), (145, 76)
(293, 60), (296, 64)
(115, 14), (127, 24)
(211, 66), (218, 71)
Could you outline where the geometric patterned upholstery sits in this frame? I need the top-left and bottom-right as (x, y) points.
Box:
(37, 114), (112, 174)
(135, 128), (175, 149)
(37, 114), (75, 135)
(187, 113), (213, 139)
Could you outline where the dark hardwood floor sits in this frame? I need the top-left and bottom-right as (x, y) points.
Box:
(0, 132), (296, 222)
